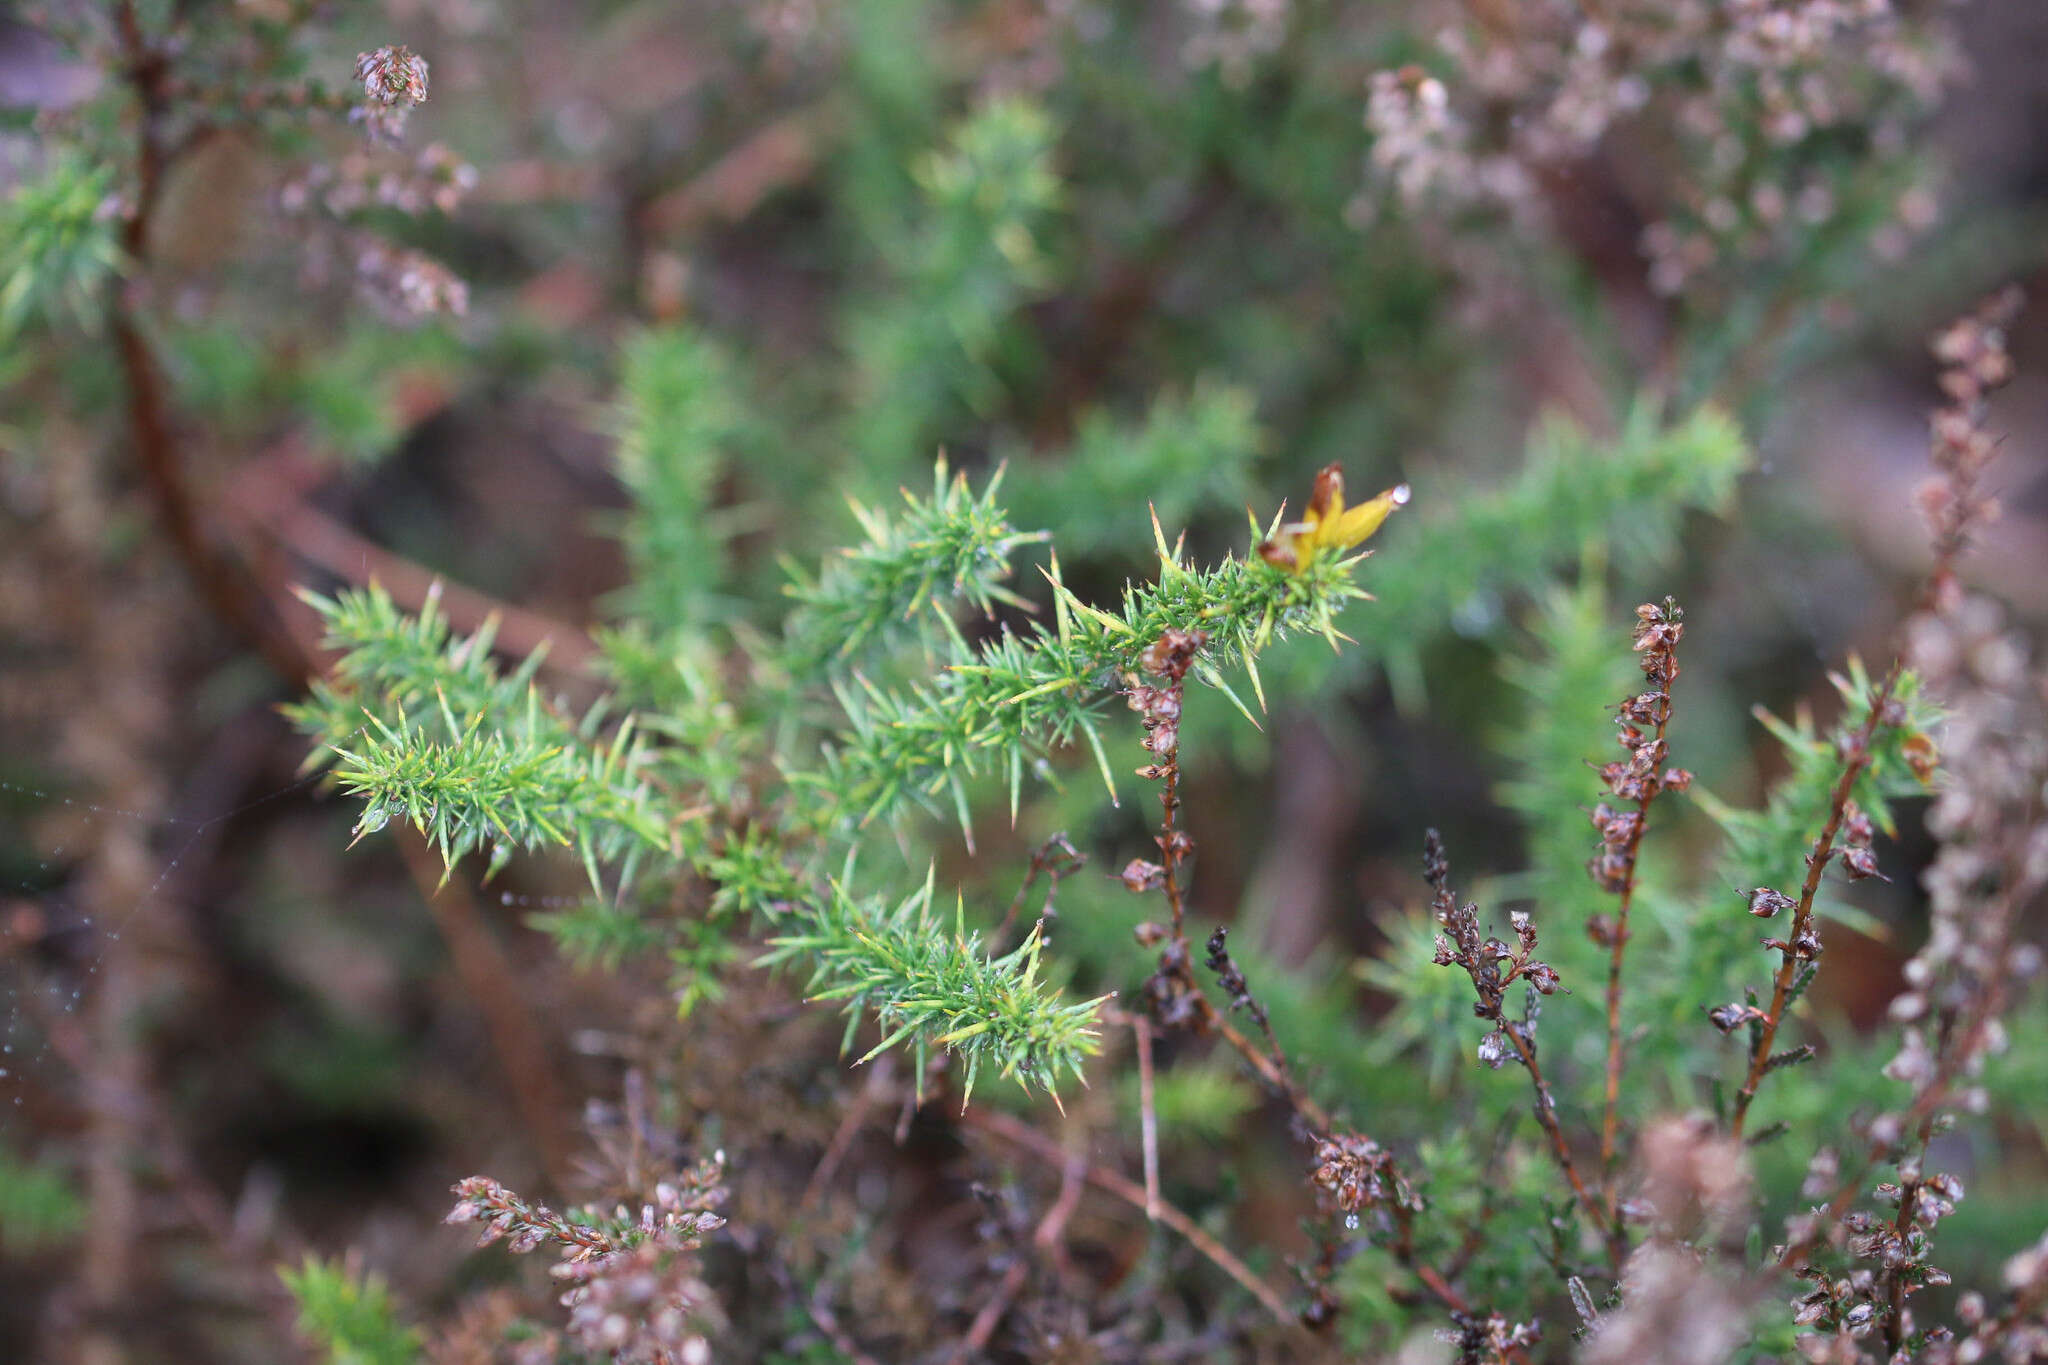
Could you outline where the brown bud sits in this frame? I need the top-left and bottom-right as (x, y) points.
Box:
(1707, 1002), (1753, 1034)
(1121, 859), (1165, 893)
(1748, 887), (1795, 918)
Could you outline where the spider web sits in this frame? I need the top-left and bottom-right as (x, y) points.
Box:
(0, 763), (599, 1127)
(0, 770), (327, 1119)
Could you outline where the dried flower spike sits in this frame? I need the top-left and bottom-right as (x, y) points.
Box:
(352, 46), (431, 142)
(355, 46), (430, 108)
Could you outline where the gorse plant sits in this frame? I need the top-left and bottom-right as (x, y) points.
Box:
(292, 453), (1409, 1098)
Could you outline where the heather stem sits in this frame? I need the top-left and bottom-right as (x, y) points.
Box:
(1502, 1024), (1622, 1271)
(1731, 665), (1901, 1138)
(1598, 601), (1687, 1224)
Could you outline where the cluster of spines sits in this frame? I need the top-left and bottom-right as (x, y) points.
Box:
(759, 867), (1105, 1103)
(779, 457), (1045, 678)
(809, 506), (1370, 841)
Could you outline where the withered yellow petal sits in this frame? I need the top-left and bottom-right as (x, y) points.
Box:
(1321, 482), (1410, 550)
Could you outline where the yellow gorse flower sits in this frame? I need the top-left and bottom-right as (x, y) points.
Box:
(1257, 465), (1410, 573)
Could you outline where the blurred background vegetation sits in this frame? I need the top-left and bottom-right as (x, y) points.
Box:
(3, 1), (2047, 1360)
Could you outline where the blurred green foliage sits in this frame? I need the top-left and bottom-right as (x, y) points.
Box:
(280, 1258), (422, 1365)
(0, 1142), (84, 1254)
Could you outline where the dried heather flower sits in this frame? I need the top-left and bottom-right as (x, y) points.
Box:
(352, 46), (430, 142)
(1921, 286), (2024, 595)
(556, 1236), (720, 1365)
(1309, 1131), (1418, 1229)
(1772, 291), (2045, 1361)
(1361, 0), (1963, 301)
(353, 238), (469, 321)
(1884, 302), (2044, 1124)
(1582, 1242), (1752, 1365)
(1120, 858), (1165, 893)
(281, 143), (478, 222)
(445, 1150), (727, 1364)
(1749, 887), (1796, 919)
(1426, 829), (1564, 1027)
(356, 46), (430, 106)
(1436, 1310), (1542, 1364)
(351, 47), (430, 144)
(1633, 1115), (1751, 1235)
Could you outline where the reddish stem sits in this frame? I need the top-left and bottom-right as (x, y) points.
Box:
(1600, 697), (1675, 1216)
(1731, 666), (1900, 1138)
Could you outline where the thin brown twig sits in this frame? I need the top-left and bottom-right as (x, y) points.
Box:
(989, 833), (1082, 952)
(1129, 634), (1331, 1132)
(1159, 741), (1190, 948)
(948, 1146), (1086, 1364)
(1203, 925), (1301, 1105)
(226, 440), (596, 673)
(800, 1056), (890, 1212)
(1425, 831), (1617, 1268)
(1498, 1024), (1619, 1270)
(1191, 994), (1333, 1135)
(1731, 664), (1902, 1139)
(1599, 798), (1668, 1180)
(1035, 1150), (1088, 1263)
(963, 1109), (1300, 1330)
(638, 108), (823, 237)
(1880, 1117), (1937, 1355)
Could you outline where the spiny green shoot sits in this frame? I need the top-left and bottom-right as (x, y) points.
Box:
(288, 464), (1394, 1105)
(1316, 403), (1750, 710)
(1000, 381), (1264, 557)
(805, 502), (1375, 841)
(0, 154), (123, 340)
(592, 624), (754, 807)
(779, 457), (1046, 677)
(845, 97), (1062, 468)
(1696, 659), (1935, 901)
(610, 326), (745, 633)
(286, 581), (558, 752)
(328, 700), (674, 894)
(287, 584), (691, 893)
(279, 1257), (421, 1365)
(760, 867), (1105, 1103)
